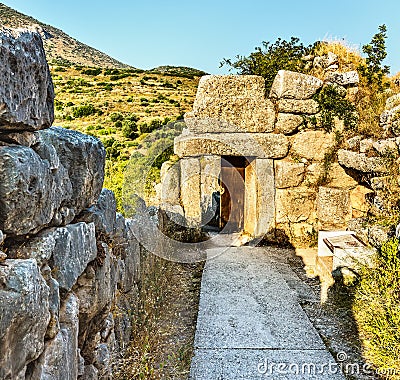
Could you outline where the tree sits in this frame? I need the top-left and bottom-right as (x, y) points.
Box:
(358, 24), (390, 90)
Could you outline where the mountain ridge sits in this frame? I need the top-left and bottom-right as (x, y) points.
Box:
(0, 2), (131, 68)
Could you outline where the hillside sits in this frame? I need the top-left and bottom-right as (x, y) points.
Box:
(0, 2), (130, 68)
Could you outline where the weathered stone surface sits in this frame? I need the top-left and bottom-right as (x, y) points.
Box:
(0, 259), (50, 379)
(37, 127), (105, 217)
(82, 364), (99, 380)
(0, 127), (105, 236)
(186, 75), (275, 133)
(276, 187), (317, 224)
(350, 185), (373, 218)
(0, 131), (39, 146)
(0, 144), (72, 235)
(274, 160), (305, 188)
(327, 71), (359, 86)
(359, 138), (374, 153)
(345, 135), (362, 150)
(385, 93), (400, 110)
(175, 132), (289, 159)
(26, 292), (80, 380)
(78, 188), (117, 236)
(0, 28), (54, 131)
(277, 98), (320, 114)
(338, 149), (389, 173)
(8, 222), (97, 292)
(270, 70), (323, 99)
(291, 130), (335, 161)
(75, 243), (118, 322)
(328, 163), (358, 189)
(373, 138), (398, 156)
(244, 159), (276, 237)
(317, 187), (352, 229)
(160, 160), (181, 206)
(180, 157), (201, 225)
(313, 52), (338, 70)
(380, 105), (400, 134)
(275, 113), (303, 134)
(200, 156), (221, 226)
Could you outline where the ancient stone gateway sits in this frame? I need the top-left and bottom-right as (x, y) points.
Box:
(160, 71), (370, 246)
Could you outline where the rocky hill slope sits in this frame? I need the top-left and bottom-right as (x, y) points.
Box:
(0, 2), (130, 68)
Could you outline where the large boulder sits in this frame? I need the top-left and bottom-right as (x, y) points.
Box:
(8, 223), (98, 292)
(0, 28), (54, 131)
(338, 149), (389, 173)
(277, 99), (320, 114)
(0, 259), (50, 379)
(270, 70), (323, 99)
(25, 293), (80, 380)
(0, 127), (105, 236)
(185, 75), (275, 133)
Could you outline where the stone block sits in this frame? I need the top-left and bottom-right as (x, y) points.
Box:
(291, 130), (335, 161)
(25, 293), (80, 380)
(0, 127), (105, 236)
(274, 160), (305, 188)
(350, 185), (373, 217)
(0, 259), (50, 379)
(0, 28), (54, 131)
(160, 160), (181, 205)
(338, 149), (389, 173)
(186, 75), (275, 133)
(327, 163), (358, 189)
(277, 98), (320, 114)
(270, 70), (323, 99)
(385, 93), (400, 110)
(174, 132), (289, 159)
(200, 156), (221, 225)
(275, 113), (303, 134)
(276, 187), (317, 224)
(317, 187), (352, 229)
(180, 157), (201, 225)
(327, 71), (359, 86)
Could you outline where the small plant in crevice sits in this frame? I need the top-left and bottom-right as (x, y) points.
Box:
(312, 85), (358, 132)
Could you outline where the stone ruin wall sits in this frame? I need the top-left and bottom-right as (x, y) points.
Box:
(160, 63), (400, 247)
(0, 27), (158, 380)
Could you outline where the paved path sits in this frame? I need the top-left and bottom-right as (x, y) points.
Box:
(190, 242), (346, 379)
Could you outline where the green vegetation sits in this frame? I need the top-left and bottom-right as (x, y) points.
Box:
(311, 85), (357, 132)
(50, 65), (200, 212)
(353, 238), (400, 378)
(358, 25), (390, 90)
(221, 37), (314, 91)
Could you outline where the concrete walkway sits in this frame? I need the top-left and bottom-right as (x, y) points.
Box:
(190, 243), (346, 379)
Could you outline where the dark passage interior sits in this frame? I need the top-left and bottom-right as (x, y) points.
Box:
(219, 156), (249, 233)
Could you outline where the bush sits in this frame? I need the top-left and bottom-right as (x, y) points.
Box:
(81, 67), (102, 76)
(122, 120), (138, 139)
(312, 85), (358, 132)
(220, 37), (314, 91)
(353, 238), (400, 377)
(72, 104), (97, 118)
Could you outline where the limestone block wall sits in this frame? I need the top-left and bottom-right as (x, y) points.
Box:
(159, 66), (389, 246)
(0, 27), (155, 380)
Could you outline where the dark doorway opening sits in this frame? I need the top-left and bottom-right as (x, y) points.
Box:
(220, 156), (249, 233)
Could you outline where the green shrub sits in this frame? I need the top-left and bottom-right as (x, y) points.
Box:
(110, 112), (123, 122)
(72, 104), (97, 118)
(81, 67), (102, 76)
(358, 25), (390, 90)
(353, 238), (400, 377)
(220, 37), (315, 91)
(122, 120), (138, 139)
(312, 85), (358, 132)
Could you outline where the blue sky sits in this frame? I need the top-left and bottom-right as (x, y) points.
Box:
(3, 0), (400, 74)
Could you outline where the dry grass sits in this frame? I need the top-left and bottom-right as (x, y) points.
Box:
(114, 251), (204, 380)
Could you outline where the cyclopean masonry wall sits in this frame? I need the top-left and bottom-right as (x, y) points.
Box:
(159, 65), (399, 246)
(0, 27), (156, 380)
